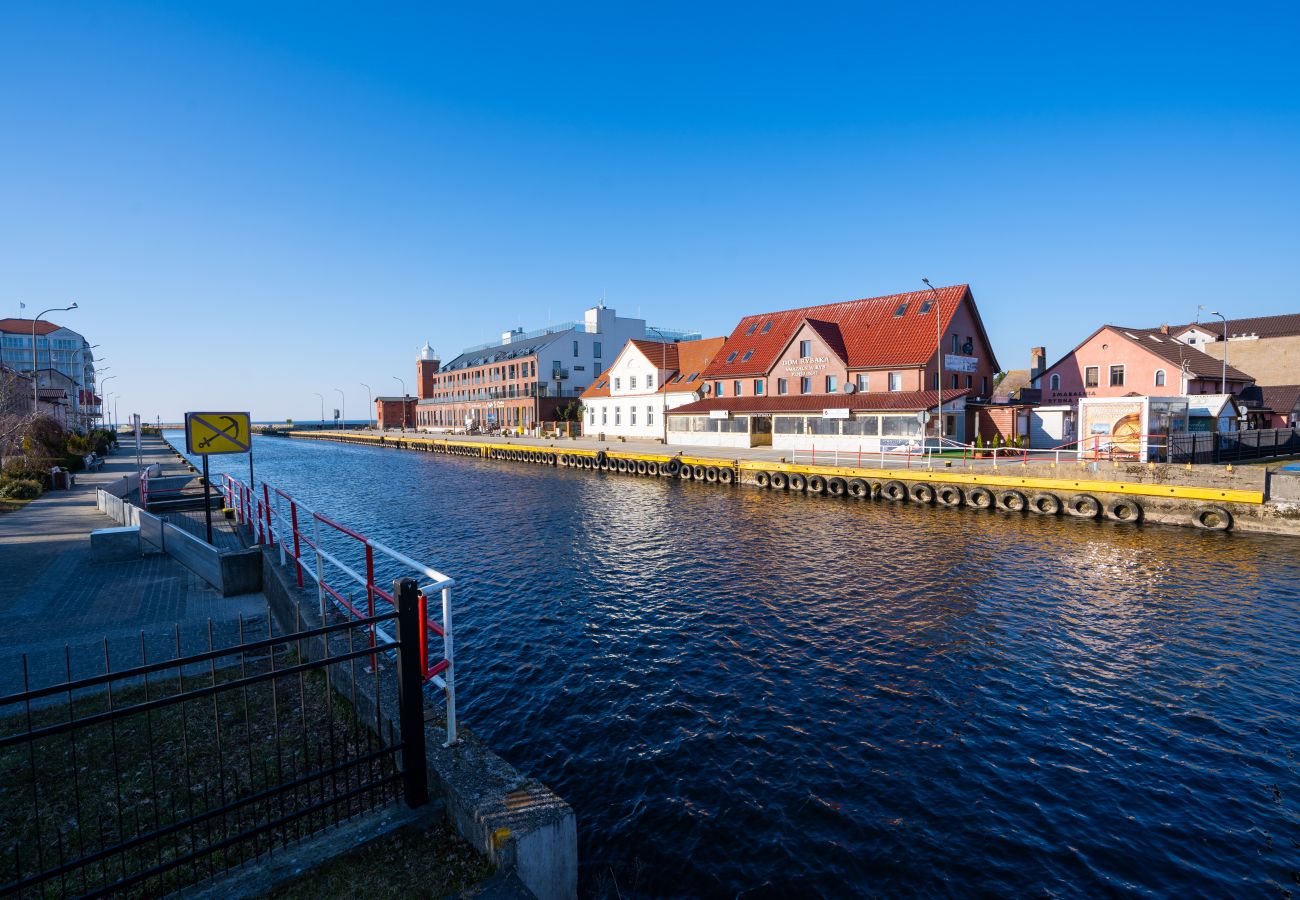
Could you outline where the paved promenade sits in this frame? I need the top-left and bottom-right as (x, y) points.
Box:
(0, 435), (266, 695)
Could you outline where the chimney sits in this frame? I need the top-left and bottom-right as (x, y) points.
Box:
(1159, 323), (1170, 335)
(1030, 347), (1046, 381)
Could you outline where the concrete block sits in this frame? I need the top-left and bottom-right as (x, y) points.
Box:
(218, 548), (263, 596)
(1268, 471), (1300, 502)
(90, 526), (141, 562)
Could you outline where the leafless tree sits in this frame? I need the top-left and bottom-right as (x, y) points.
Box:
(0, 366), (37, 471)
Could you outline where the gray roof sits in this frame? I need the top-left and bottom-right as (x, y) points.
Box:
(441, 331), (567, 372)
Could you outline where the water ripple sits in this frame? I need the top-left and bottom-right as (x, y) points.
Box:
(193, 436), (1300, 898)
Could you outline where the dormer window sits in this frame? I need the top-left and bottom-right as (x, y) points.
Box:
(895, 302), (908, 317)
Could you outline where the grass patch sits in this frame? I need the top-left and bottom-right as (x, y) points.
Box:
(0, 496), (36, 515)
(263, 820), (490, 899)
(0, 634), (411, 897)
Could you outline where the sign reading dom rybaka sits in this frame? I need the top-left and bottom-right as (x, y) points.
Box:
(944, 354), (979, 373)
(184, 411), (252, 456)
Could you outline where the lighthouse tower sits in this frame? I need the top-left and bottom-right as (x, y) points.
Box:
(417, 342), (440, 400)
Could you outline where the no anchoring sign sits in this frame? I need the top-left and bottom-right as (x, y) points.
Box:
(185, 411), (252, 455)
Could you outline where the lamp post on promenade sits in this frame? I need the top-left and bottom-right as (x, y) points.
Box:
(921, 278), (944, 441)
(98, 376), (117, 429)
(313, 392), (324, 429)
(334, 388), (346, 430)
(392, 376), (407, 430)
(1210, 311), (1228, 393)
(361, 382), (373, 429)
(32, 303), (78, 413)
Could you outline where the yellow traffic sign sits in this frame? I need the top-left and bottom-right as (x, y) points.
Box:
(185, 411), (252, 455)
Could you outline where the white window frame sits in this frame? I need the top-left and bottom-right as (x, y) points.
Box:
(1050, 373), (1060, 391)
(888, 372), (903, 392)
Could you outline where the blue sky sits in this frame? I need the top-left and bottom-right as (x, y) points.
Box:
(2, 2), (1297, 421)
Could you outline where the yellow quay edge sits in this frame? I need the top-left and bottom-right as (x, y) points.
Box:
(284, 431), (1263, 505)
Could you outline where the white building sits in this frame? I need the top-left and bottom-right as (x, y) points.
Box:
(0, 317), (101, 429)
(581, 337), (727, 441)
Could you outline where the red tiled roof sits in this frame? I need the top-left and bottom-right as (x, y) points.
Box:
(669, 389), (970, 415)
(0, 318), (62, 336)
(582, 337), (727, 399)
(701, 284), (991, 379)
(1259, 384), (1300, 416)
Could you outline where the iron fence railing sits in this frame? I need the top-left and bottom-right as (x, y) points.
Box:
(0, 583), (431, 897)
(1168, 427), (1300, 465)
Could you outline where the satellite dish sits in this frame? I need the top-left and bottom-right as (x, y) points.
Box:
(701, 383), (712, 395)
(842, 383), (856, 394)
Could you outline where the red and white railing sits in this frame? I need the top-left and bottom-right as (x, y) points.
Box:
(792, 433), (1174, 469)
(219, 472), (458, 746)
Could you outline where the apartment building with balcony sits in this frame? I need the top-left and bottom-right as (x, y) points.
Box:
(0, 317), (102, 429)
(414, 305), (699, 431)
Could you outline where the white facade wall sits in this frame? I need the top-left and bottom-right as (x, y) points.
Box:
(667, 429), (753, 449)
(533, 308), (646, 399)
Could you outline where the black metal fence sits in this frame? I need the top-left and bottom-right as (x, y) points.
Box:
(0, 579), (430, 898)
(1168, 427), (1300, 465)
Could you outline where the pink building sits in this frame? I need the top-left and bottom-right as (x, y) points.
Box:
(1037, 325), (1254, 406)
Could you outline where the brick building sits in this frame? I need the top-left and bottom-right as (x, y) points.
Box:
(665, 283), (1000, 449)
(414, 306), (697, 432)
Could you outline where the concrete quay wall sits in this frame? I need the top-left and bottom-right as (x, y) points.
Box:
(283, 430), (1300, 538)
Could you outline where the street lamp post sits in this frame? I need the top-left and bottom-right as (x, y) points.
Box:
(921, 278), (944, 441)
(361, 382), (373, 429)
(334, 388), (346, 430)
(32, 303), (78, 413)
(313, 392), (324, 429)
(98, 376), (117, 429)
(1210, 311), (1228, 393)
(392, 376), (407, 431)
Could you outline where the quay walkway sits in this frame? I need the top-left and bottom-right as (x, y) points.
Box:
(0, 435), (266, 695)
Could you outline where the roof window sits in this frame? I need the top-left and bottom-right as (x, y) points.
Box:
(687, 372), (698, 381)
(726, 351), (738, 363)
(894, 302), (908, 317)
(919, 298), (932, 314)
(745, 323), (757, 336)
(741, 349), (753, 362)
(760, 321), (772, 334)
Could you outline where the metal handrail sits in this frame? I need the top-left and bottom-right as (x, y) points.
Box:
(220, 472), (458, 746)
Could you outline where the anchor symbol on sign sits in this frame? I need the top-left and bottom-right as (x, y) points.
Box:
(198, 416), (241, 449)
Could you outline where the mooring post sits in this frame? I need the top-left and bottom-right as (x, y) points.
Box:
(394, 577), (430, 808)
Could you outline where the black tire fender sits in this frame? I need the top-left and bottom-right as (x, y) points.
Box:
(909, 482), (935, 504)
(846, 478), (868, 498)
(936, 485), (964, 507)
(827, 477), (847, 497)
(883, 480), (907, 501)
(788, 473), (807, 492)
(1065, 494), (1101, 518)
(998, 489), (1027, 512)
(1030, 493), (1062, 515)
(595, 450), (608, 467)
(665, 458), (682, 477)
(770, 471), (789, 490)
(1108, 498), (1143, 523)
(807, 474), (827, 494)
(967, 487), (994, 509)
(679, 464), (693, 479)
(755, 471), (772, 488)
(704, 466), (719, 483)
(1193, 506), (1232, 531)
(719, 468), (735, 484)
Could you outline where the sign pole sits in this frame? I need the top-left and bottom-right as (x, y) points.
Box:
(202, 454), (213, 544)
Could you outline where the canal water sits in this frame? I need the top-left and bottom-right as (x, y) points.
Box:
(185, 434), (1300, 897)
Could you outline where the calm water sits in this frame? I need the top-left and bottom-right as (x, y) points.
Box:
(184, 434), (1300, 897)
